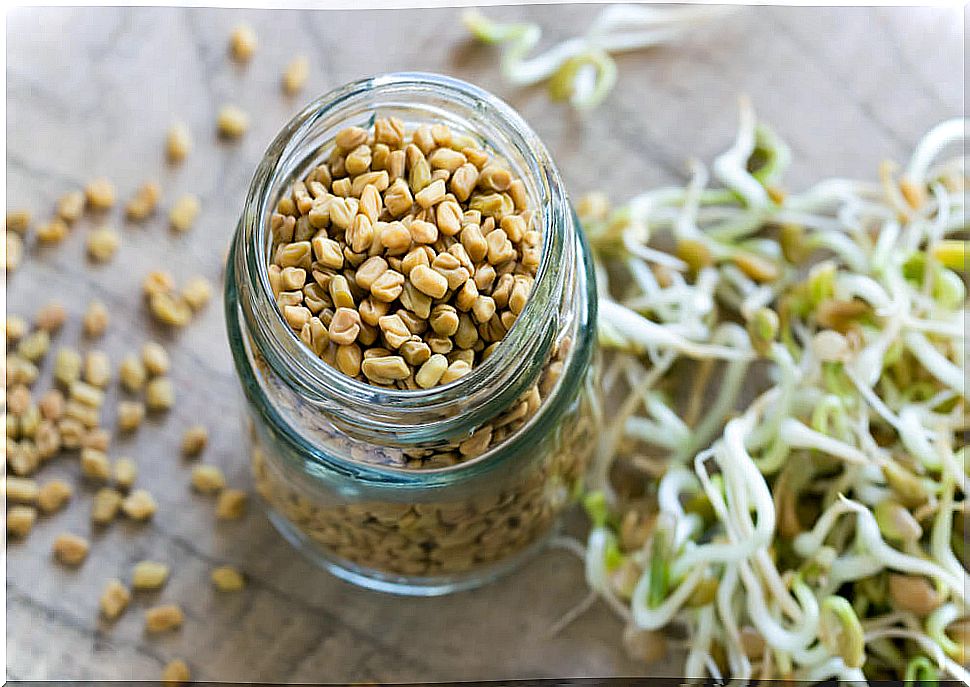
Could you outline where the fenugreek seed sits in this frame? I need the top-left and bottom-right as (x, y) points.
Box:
(429, 305), (460, 337)
(335, 344), (363, 377)
(143, 270), (175, 298)
(282, 55), (309, 95)
(8, 384), (31, 415)
(80, 447), (111, 481)
(472, 295), (497, 324)
(216, 489), (248, 520)
(7, 505), (36, 537)
(359, 184), (382, 223)
(39, 389), (65, 421)
(354, 256), (388, 291)
(328, 307), (361, 346)
(410, 264), (448, 299)
(6, 209), (30, 234)
(57, 418), (85, 449)
(344, 144), (372, 177)
(121, 489), (156, 521)
(401, 247), (430, 276)
(415, 354), (448, 388)
(151, 290), (193, 326)
(733, 252), (780, 283)
(142, 342), (169, 376)
(378, 314), (411, 349)
(361, 355), (410, 383)
(387, 149), (406, 181)
(34, 217), (67, 244)
(86, 225), (120, 262)
(192, 464), (226, 494)
(126, 182), (161, 221)
(335, 126), (368, 151)
(166, 123), (192, 163)
(84, 178), (116, 210)
(414, 178), (447, 209)
(7, 440), (39, 476)
(229, 24), (256, 62)
(162, 659), (190, 686)
(7, 476), (39, 503)
(57, 190), (85, 222)
(119, 355), (146, 393)
(351, 171), (389, 196)
(64, 400), (99, 429)
(70, 380), (105, 408)
(169, 194), (200, 232)
(18, 330), (50, 362)
(211, 565), (246, 591)
(431, 253), (469, 290)
(6, 231), (23, 271)
(380, 221), (411, 254)
(455, 279), (479, 312)
(312, 236), (344, 269)
(91, 487), (123, 524)
(52, 533), (89, 566)
(82, 427), (110, 452)
(82, 300), (109, 338)
(182, 275), (212, 311)
(374, 116), (405, 148)
(6, 315), (28, 343)
(146, 377), (175, 411)
(84, 350), (111, 388)
(478, 164), (512, 192)
(409, 219), (438, 244)
(181, 425), (208, 457)
(440, 359), (472, 385)
(20, 406), (40, 439)
(145, 605), (183, 633)
(113, 457), (137, 489)
(509, 179), (528, 211)
(217, 105), (249, 139)
(132, 560), (170, 590)
(35, 301), (67, 332)
(370, 269), (405, 302)
(428, 147), (466, 172)
(36, 480), (72, 513)
(100, 580), (131, 620)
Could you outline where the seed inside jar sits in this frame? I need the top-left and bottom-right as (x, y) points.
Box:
(268, 118), (540, 389)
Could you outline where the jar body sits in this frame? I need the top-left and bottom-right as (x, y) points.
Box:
(225, 73), (600, 595)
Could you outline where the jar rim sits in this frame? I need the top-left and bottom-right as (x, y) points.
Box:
(237, 72), (571, 442)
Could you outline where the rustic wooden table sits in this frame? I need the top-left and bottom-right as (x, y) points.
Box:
(6, 4), (962, 683)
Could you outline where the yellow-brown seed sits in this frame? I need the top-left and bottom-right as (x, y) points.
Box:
(282, 55), (309, 95)
(52, 532), (89, 565)
(6, 231), (24, 271)
(216, 489), (248, 520)
(887, 574), (942, 615)
(191, 464), (226, 494)
(7, 476), (39, 503)
(211, 565), (246, 591)
(143, 270), (175, 298)
(81, 448), (112, 482)
(84, 350), (111, 388)
(217, 105), (249, 139)
(120, 489), (156, 521)
(99, 579), (131, 620)
(86, 226), (120, 262)
(82, 300), (109, 338)
(145, 604), (184, 633)
(126, 182), (161, 221)
(162, 659), (191, 686)
(169, 194), (200, 232)
(6, 209), (31, 234)
(228, 24), (256, 62)
(132, 560), (170, 590)
(57, 190), (85, 222)
(166, 123), (192, 164)
(141, 342), (170, 376)
(7, 506), (37, 537)
(37, 480), (73, 513)
(39, 389), (65, 420)
(35, 301), (67, 332)
(181, 425), (208, 457)
(92, 487), (124, 524)
(113, 457), (137, 490)
(182, 275), (212, 311)
(18, 329), (50, 362)
(146, 377), (175, 411)
(85, 178), (116, 210)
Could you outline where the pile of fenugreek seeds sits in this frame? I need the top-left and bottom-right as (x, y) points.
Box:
(5, 23), (307, 686)
(269, 118), (539, 388)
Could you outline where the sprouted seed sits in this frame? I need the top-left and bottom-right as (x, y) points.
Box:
(463, 5), (730, 110)
(567, 106), (969, 683)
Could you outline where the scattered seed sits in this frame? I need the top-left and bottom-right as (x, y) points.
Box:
(6, 314), (28, 342)
(132, 560), (170, 590)
(117, 401), (146, 433)
(181, 276), (212, 310)
(120, 489), (156, 521)
(142, 342), (170, 376)
(211, 565), (245, 591)
(7, 476), (39, 503)
(82, 300), (110, 337)
(91, 487), (123, 524)
(144, 604), (183, 633)
(37, 480), (73, 513)
(6, 209), (31, 234)
(82, 427), (111, 452)
(7, 506), (37, 537)
(126, 182), (161, 221)
(282, 55), (309, 95)
(52, 533), (89, 565)
(181, 425), (208, 457)
(119, 354), (147, 392)
(85, 178), (116, 210)
(228, 24), (256, 62)
(18, 329), (51, 362)
(87, 226), (120, 262)
(113, 457), (137, 490)
(39, 389), (65, 420)
(99, 579), (131, 620)
(6, 231), (23, 271)
(166, 123), (192, 164)
(217, 105), (249, 139)
(80, 448), (112, 482)
(169, 194), (200, 232)
(146, 377), (175, 411)
(215, 489), (248, 520)
(36, 218), (69, 243)
(162, 659), (190, 686)
(57, 190), (85, 222)
(84, 350), (111, 388)
(35, 301), (67, 332)
(191, 464), (225, 494)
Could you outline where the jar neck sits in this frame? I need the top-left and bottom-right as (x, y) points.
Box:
(234, 73), (572, 446)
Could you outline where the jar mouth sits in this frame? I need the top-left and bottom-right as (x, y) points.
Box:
(238, 72), (571, 440)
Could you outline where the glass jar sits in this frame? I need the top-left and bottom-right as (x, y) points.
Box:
(225, 72), (599, 596)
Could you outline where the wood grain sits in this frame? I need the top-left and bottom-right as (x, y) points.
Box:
(5, 5), (962, 682)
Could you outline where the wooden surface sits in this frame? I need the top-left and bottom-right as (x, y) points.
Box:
(5, 4), (963, 682)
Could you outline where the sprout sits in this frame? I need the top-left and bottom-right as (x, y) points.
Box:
(819, 596), (865, 669)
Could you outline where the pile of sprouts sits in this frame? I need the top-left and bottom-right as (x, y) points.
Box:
(568, 104), (968, 682)
(463, 5), (730, 110)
